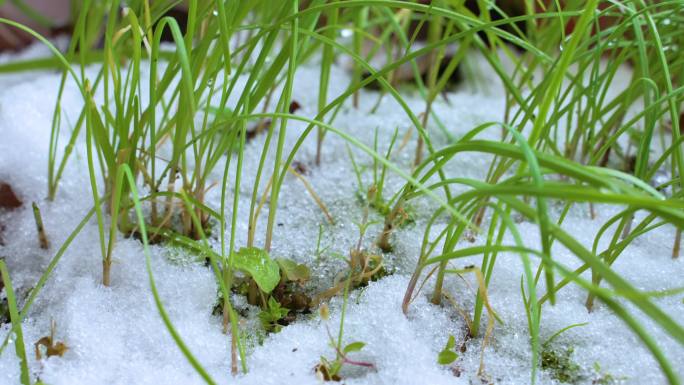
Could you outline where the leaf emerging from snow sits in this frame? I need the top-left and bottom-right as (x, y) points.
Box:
(234, 247), (280, 293)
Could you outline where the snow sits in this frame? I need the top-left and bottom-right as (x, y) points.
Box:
(0, 41), (682, 385)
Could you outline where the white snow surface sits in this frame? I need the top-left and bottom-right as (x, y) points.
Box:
(0, 41), (682, 385)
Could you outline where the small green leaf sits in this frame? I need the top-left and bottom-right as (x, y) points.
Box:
(258, 297), (290, 333)
(234, 247), (280, 293)
(437, 350), (458, 365)
(276, 258), (311, 283)
(343, 341), (366, 354)
(438, 335), (458, 365)
(269, 297), (290, 318)
(445, 335), (456, 350)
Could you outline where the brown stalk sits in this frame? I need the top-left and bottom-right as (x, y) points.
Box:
(31, 202), (49, 250)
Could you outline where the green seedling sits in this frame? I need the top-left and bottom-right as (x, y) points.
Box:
(314, 224), (332, 263)
(276, 258), (311, 285)
(218, 257), (311, 330)
(218, 277), (308, 343)
(314, 304), (374, 382)
(437, 335), (458, 365)
(258, 297), (290, 333)
(314, 204), (378, 380)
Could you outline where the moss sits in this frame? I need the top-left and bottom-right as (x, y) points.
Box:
(541, 346), (582, 384)
(592, 362), (627, 384)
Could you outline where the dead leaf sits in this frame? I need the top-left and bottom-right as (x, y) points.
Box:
(35, 321), (68, 360)
(0, 182), (22, 209)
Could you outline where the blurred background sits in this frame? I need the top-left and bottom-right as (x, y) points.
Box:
(0, 0), (532, 52)
(0, 0), (71, 51)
